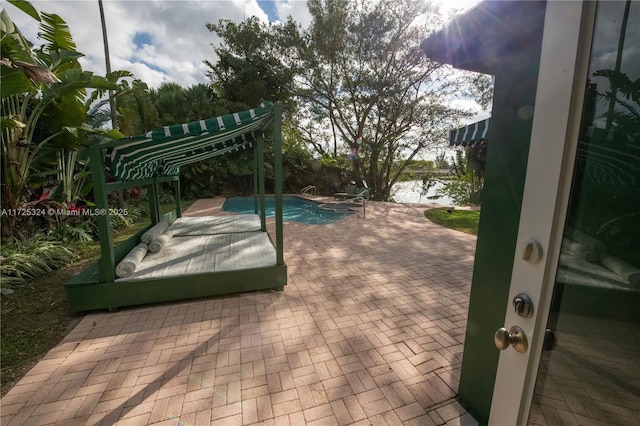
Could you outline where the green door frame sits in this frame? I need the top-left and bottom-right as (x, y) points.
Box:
(421, 2), (548, 422)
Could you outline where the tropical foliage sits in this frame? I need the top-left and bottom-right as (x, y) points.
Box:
(593, 69), (639, 140)
(430, 145), (486, 206)
(1, 3), (129, 241)
(150, 82), (227, 125)
(0, 232), (77, 284)
(0, 2), (138, 287)
(116, 79), (159, 135)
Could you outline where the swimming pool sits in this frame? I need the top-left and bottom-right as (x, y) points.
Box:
(222, 196), (351, 225)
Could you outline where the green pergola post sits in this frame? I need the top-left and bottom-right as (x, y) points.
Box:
(257, 135), (267, 231)
(273, 104), (284, 266)
(89, 145), (115, 283)
(253, 143), (259, 214)
(149, 177), (160, 224)
(174, 177), (182, 218)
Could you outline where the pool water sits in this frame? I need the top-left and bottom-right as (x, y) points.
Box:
(222, 196), (351, 225)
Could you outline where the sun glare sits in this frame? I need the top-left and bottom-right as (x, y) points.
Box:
(432, 0), (482, 16)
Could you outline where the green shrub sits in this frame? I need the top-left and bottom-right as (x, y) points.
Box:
(0, 233), (77, 285)
(54, 222), (94, 242)
(110, 204), (148, 230)
(438, 173), (482, 205)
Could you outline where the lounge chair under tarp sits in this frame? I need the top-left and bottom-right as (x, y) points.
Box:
(65, 103), (287, 312)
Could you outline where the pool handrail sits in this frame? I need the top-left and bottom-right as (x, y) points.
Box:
(301, 185), (317, 196)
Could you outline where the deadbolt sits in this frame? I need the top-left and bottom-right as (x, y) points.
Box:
(521, 239), (543, 263)
(513, 293), (534, 318)
(494, 326), (528, 353)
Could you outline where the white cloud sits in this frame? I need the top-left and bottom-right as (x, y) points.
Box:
(275, 0), (313, 27)
(4, 0), (476, 92)
(449, 99), (491, 123)
(3, 0), (300, 89)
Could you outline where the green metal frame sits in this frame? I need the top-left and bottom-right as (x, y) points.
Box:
(65, 103), (287, 312)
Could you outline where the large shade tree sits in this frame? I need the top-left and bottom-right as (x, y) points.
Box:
(206, 0), (492, 199)
(205, 18), (295, 112)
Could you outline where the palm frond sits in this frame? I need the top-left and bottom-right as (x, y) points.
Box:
(85, 70), (134, 105)
(7, 0), (41, 22)
(593, 69), (640, 103)
(1, 10), (34, 60)
(106, 70), (135, 83)
(39, 12), (76, 53)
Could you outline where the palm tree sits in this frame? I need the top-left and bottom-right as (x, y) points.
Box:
(98, 0), (117, 129)
(116, 79), (160, 135)
(184, 83), (224, 121)
(150, 82), (188, 124)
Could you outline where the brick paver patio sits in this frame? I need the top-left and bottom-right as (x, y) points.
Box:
(1, 198), (479, 425)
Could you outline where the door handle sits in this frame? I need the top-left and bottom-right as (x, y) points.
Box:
(494, 326), (528, 353)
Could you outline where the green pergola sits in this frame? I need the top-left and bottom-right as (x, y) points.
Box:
(65, 102), (287, 312)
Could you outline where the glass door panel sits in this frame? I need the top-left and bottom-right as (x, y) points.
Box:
(528, 2), (640, 424)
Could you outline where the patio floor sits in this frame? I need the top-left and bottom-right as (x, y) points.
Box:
(1, 198), (479, 425)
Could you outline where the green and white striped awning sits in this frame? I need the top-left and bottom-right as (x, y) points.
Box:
(106, 101), (273, 181)
(450, 118), (490, 146)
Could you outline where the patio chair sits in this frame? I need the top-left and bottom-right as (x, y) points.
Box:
(334, 183), (358, 200)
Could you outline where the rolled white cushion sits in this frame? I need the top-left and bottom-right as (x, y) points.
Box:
(141, 221), (168, 244)
(562, 238), (598, 262)
(148, 231), (173, 253)
(571, 229), (607, 253)
(115, 243), (148, 278)
(600, 253), (640, 286)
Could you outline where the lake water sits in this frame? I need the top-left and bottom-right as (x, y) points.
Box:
(391, 180), (455, 206)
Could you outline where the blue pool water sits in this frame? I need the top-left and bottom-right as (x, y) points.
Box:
(222, 196), (351, 225)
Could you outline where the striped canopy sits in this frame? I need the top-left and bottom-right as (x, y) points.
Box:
(450, 118), (490, 146)
(106, 101), (273, 181)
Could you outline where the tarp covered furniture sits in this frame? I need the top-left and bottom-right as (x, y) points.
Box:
(65, 102), (286, 312)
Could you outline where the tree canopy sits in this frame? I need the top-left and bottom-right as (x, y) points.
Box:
(206, 0), (492, 199)
(205, 17), (295, 112)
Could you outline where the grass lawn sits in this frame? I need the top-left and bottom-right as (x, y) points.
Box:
(0, 200), (195, 396)
(424, 207), (480, 235)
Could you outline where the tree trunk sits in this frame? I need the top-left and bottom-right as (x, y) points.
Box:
(98, 0), (125, 209)
(329, 107), (338, 158)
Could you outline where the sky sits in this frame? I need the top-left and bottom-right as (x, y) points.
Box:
(3, 0), (481, 90)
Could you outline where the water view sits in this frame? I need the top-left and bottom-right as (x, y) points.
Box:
(392, 180), (455, 206)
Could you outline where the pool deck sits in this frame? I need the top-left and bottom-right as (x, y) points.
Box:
(1, 197), (479, 425)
